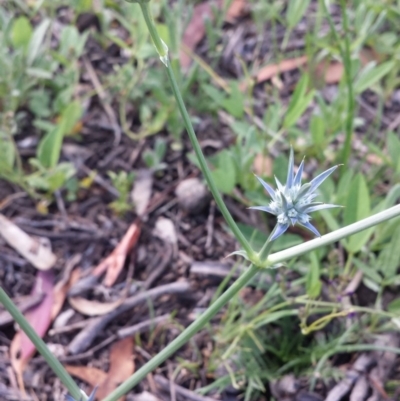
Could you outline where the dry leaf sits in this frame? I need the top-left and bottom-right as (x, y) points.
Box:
(65, 338), (134, 401)
(315, 60), (344, 84)
(52, 257), (82, 320)
(253, 153), (273, 176)
(97, 338), (135, 400)
(256, 56), (308, 84)
(130, 169), (153, 218)
(68, 293), (128, 317)
(180, 0), (248, 69)
(11, 271), (55, 391)
(65, 365), (107, 388)
(0, 214), (56, 270)
(92, 221), (141, 287)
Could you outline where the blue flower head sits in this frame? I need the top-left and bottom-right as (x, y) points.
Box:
(250, 147), (341, 241)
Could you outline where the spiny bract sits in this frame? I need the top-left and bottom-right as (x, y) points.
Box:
(250, 147), (341, 241)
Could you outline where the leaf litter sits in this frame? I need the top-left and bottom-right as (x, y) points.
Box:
(0, 1), (398, 400)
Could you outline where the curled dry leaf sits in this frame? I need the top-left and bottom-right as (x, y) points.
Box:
(10, 270), (55, 392)
(68, 291), (128, 317)
(0, 214), (56, 270)
(92, 221), (141, 287)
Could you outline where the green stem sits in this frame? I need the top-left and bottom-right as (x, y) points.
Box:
(139, 2), (168, 63)
(321, 0), (354, 169)
(136, 2), (254, 260)
(0, 287), (82, 400)
(258, 225), (278, 262)
(266, 205), (400, 267)
(102, 264), (259, 401)
(339, 0), (354, 168)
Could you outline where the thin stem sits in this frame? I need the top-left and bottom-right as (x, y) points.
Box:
(102, 264), (259, 401)
(139, 2), (168, 62)
(164, 60), (254, 258)
(258, 224), (278, 262)
(135, 1), (254, 259)
(322, 0), (354, 169)
(266, 205), (400, 267)
(339, 0), (354, 168)
(0, 287), (82, 400)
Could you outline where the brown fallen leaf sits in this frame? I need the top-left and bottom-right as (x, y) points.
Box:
(65, 365), (107, 389)
(65, 338), (135, 401)
(11, 270), (55, 392)
(97, 338), (135, 400)
(92, 221), (141, 287)
(256, 56), (308, 84)
(0, 214), (56, 270)
(180, 0), (248, 70)
(315, 60), (344, 84)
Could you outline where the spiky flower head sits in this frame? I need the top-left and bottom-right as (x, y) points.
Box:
(250, 147), (341, 241)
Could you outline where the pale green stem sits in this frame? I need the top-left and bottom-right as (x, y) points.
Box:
(137, 1), (255, 261)
(257, 225), (279, 262)
(265, 205), (400, 267)
(0, 287), (82, 400)
(102, 264), (259, 401)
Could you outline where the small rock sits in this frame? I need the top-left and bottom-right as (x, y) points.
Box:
(175, 177), (210, 214)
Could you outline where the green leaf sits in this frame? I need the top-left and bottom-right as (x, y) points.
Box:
(283, 75), (315, 129)
(353, 258), (382, 284)
(10, 16), (32, 49)
(37, 101), (82, 168)
(387, 131), (400, 172)
(0, 135), (16, 174)
(343, 174), (373, 253)
(306, 251), (321, 298)
(354, 61), (395, 94)
(388, 298), (400, 314)
(286, 0), (311, 28)
(27, 18), (50, 66)
(60, 100), (83, 135)
(378, 225), (400, 280)
(222, 82), (244, 119)
(310, 114), (325, 147)
(211, 150), (236, 194)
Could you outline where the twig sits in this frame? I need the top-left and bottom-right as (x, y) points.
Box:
(143, 245), (173, 289)
(118, 314), (170, 339)
(83, 57), (122, 145)
(205, 201), (215, 249)
(68, 282), (190, 354)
